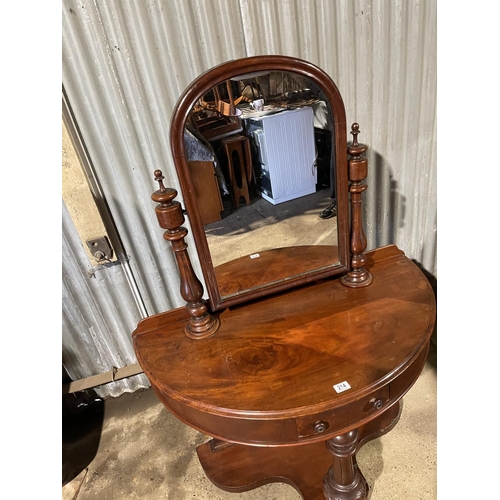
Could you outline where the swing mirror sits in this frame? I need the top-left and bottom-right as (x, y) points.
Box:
(170, 55), (350, 311)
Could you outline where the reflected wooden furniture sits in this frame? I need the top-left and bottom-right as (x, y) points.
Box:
(187, 160), (224, 225)
(133, 245), (435, 499)
(221, 135), (252, 208)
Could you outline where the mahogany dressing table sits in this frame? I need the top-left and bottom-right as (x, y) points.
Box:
(132, 56), (436, 500)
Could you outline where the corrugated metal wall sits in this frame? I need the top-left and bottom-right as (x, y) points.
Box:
(62, 0), (436, 397)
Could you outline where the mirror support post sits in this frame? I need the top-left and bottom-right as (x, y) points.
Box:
(341, 124), (373, 288)
(152, 170), (220, 339)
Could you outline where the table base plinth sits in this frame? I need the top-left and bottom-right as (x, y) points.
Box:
(196, 402), (401, 500)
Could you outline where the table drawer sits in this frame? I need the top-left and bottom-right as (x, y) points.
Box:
(295, 385), (390, 439)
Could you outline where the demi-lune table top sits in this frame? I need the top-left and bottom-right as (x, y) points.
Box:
(133, 245), (435, 446)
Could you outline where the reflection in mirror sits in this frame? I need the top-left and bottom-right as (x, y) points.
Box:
(183, 70), (340, 300)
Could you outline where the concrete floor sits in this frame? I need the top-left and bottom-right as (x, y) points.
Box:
(63, 188), (437, 499)
(205, 188), (336, 267)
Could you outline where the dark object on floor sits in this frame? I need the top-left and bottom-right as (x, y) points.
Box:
(319, 201), (337, 219)
(62, 389), (104, 486)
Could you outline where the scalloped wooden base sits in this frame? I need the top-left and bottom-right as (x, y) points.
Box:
(196, 402), (401, 500)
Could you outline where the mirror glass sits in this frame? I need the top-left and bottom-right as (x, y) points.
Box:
(171, 57), (349, 310)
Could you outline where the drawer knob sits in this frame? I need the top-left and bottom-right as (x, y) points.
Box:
(314, 421), (329, 434)
(372, 399), (383, 410)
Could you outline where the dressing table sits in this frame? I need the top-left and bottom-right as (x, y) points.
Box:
(132, 56), (436, 499)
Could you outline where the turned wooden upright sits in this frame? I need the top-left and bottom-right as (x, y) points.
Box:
(151, 169), (219, 339)
(341, 123), (373, 288)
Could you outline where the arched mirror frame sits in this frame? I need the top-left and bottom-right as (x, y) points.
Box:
(170, 55), (350, 311)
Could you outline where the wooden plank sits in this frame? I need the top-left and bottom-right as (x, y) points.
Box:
(62, 363), (144, 395)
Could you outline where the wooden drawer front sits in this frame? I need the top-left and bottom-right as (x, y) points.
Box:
(157, 388), (299, 445)
(295, 385), (391, 439)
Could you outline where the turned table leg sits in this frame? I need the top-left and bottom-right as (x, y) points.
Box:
(323, 430), (368, 500)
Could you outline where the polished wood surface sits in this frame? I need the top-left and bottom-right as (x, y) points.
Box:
(196, 402), (400, 500)
(134, 245), (434, 442)
(214, 245), (340, 298)
(341, 123), (372, 288)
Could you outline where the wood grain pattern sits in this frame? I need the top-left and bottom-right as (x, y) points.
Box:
(133, 244), (435, 445)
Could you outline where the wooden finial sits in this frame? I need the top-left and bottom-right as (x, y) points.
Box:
(347, 123), (366, 157)
(152, 170), (220, 339)
(341, 123), (373, 288)
(152, 170), (177, 205)
(351, 122), (359, 147)
(154, 169), (166, 191)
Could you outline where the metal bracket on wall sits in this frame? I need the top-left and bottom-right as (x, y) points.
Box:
(86, 236), (114, 262)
